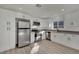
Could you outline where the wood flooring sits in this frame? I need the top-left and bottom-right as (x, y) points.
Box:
(1, 40), (79, 54)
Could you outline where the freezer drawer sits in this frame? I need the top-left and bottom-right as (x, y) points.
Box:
(18, 21), (30, 28)
(18, 29), (30, 47)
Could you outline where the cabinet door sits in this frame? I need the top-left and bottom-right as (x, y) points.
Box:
(64, 12), (79, 31)
(64, 34), (72, 47)
(39, 20), (49, 29)
(70, 34), (79, 49)
(52, 32), (63, 44)
(64, 14), (76, 30)
(0, 13), (11, 52)
(51, 31), (54, 41)
(53, 33), (59, 42)
(55, 33), (64, 43)
(54, 33), (71, 46)
(58, 33), (67, 45)
(63, 34), (79, 50)
(31, 32), (35, 43)
(71, 11), (79, 27)
(64, 14), (72, 26)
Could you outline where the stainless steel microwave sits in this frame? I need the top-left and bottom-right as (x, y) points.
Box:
(33, 21), (40, 26)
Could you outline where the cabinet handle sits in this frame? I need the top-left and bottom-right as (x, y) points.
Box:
(54, 35), (56, 37)
(70, 22), (74, 25)
(72, 35), (75, 37)
(7, 21), (11, 25)
(7, 27), (11, 31)
(67, 37), (71, 40)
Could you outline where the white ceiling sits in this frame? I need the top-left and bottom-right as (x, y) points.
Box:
(0, 4), (79, 18)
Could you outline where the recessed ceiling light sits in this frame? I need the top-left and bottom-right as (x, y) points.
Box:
(61, 9), (65, 11)
(19, 8), (23, 10)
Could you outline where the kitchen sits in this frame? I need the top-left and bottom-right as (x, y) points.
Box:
(0, 4), (79, 54)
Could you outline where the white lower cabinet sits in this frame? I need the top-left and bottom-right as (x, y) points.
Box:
(51, 31), (79, 50)
(63, 34), (72, 47)
(31, 32), (35, 43)
(51, 32), (65, 44)
(69, 34), (79, 49)
(64, 26), (79, 31)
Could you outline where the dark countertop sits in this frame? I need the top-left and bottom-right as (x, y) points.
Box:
(50, 29), (79, 35)
(31, 28), (79, 35)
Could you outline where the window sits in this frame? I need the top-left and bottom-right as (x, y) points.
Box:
(59, 21), (64, 28)
(53, 21), (64, 28)
(54, 21), (58, 28)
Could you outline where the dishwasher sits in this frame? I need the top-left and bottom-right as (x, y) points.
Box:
(46, 32), (51, 41)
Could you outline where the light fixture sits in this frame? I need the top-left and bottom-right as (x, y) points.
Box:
(61, 9), (65, 11)
(36, 4), (42, 7)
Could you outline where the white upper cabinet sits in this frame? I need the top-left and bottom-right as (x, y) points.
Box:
(64, 12), (79, 27)
(64, 14), (72, 27)
(71, 11), (79, 27)
(62, 11), (79, 31)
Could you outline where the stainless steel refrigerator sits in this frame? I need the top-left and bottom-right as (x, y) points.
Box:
(17, 19), (30, 47)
